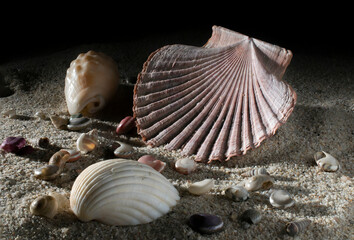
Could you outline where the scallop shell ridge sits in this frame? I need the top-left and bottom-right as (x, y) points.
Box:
(70, 159), (180, 226)
(133, 26), (296, 163)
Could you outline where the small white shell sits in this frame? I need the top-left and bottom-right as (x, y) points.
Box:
(113, 141), (134, 158)
(70, 159), (180, 226)
(188, 179), (214, 195)
(225, 185), (249, 202)
(314, 151), (339, 172)
(76, 129), (98, 153)
(243, 174), (274, 191)
(65, 50), (120, 115)
(269, 190), (294, 208)
(174, 157), (197, 174)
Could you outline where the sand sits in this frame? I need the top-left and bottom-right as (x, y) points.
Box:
(0, 30), (353, 240)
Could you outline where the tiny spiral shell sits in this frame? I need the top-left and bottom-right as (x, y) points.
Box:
(241, 167), (269, 177)
(286, 219), (311, 236)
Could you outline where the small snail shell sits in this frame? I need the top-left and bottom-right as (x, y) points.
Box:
(241, 167), (269, 177)
(34, 149), (81, 180)
(286, 219), (311, 236)
(314, 151), (340, 172)
(239, 209), (262, 229)
(225, 186), (249, 202)
(30, 192), (69, 218)
(76, 129), (98, 153)
(65, 50), (120, 115)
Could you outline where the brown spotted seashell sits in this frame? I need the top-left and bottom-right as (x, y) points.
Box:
(133, 26), (296, 163)
(65, 50), (120, 115)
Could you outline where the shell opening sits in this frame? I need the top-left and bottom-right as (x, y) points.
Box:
(83, 95), (105, 114)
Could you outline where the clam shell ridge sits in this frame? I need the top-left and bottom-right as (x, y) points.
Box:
(65, 50), (120, 115)
(70, 159), (180, 226)
(133, 26), (296, 163)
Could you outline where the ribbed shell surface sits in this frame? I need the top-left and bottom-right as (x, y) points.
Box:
(70, 159), (180, 226)
(133, 26), (296, 163)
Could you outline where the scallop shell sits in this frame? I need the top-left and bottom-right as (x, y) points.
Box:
(70, 159), (180, 226)
(133, 26), (296, 163)
(65, 50), (120, 115)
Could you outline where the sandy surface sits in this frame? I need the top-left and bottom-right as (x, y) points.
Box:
(0, 30), (353, 240)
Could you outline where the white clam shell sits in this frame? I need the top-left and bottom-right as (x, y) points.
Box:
(70, 159), (180, 226)
(314, 151), (339, 172)
(188, 179), (214, 195)
(65, 50), (120, 115)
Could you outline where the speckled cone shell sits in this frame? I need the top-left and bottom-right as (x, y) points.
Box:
(133, 26), (296, 163)
(65, 50), (120, 115)
(70, 159), (180, 226)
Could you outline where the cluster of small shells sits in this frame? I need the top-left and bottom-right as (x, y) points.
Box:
(15, 45), (341, 237)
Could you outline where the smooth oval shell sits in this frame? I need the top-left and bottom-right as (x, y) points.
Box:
(269, 189), (294, 208)
(133, 26), (296, 163)
(188, 179), (214, 195)
(70, 159), (180, 226)
(116, 116), (135, 135)
(189, 213), (224, 234)
(314, 151), (339, 172)
(225, 185), (249, 202)
(65, 50), (120, 115)
(174, 157), (197, 175)
(244, 174), (274, 191)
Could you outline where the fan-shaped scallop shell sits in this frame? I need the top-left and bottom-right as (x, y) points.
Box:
(65, 50), (120, 115)
(70, 159), (180, 226)
(133, 26), (296, 163)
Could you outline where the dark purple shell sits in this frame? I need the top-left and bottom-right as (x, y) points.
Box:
(0, 137), (34, 155)
(188, 213), (223, 234)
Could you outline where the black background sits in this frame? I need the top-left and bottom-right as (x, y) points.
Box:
(0, 5), (352, 63)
